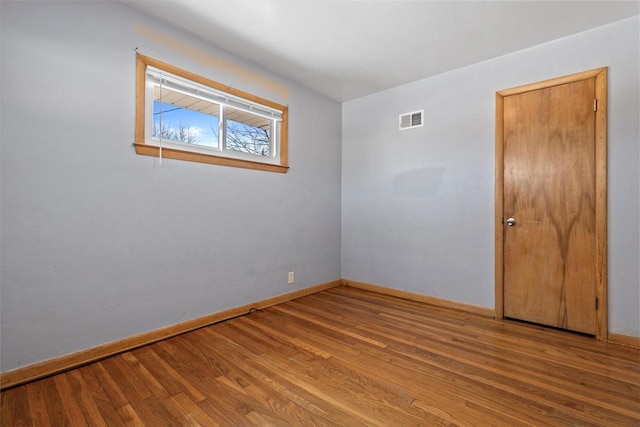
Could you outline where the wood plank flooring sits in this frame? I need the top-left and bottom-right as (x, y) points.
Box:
(2, 286), (639, 426)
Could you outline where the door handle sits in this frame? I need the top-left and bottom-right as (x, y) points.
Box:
(506, 217), (516, 227)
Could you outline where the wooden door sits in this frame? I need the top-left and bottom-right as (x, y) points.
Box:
(497, 69), (608, 337)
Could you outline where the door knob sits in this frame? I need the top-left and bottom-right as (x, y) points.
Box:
(506, 217), (516, 226)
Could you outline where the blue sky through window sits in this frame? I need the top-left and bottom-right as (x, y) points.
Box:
(153, 101), (219, 148)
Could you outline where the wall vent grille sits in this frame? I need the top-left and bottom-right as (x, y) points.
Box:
(399, 110), (423, 130)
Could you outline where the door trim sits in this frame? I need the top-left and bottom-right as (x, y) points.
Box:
(495, 67), (608, 340)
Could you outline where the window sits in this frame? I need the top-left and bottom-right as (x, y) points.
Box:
(134, 54), (288, 173)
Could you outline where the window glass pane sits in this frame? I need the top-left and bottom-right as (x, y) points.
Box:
(152, 86), (219, 149)
(225, 106), (271, 157)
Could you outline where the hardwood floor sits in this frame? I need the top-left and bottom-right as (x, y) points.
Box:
(2, 286), (639, 426)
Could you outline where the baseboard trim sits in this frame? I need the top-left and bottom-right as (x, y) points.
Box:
(342, 279), (495, 318)
(608, 333), (640, 349)
(0, 279), (342, 390)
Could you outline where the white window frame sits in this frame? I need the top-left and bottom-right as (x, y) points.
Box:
(134, 54), (289, 173)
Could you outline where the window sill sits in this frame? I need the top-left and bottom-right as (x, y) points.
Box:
(133, 143), (289, 173)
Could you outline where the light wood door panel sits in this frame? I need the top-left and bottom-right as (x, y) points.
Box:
(503, 78), (597, 335)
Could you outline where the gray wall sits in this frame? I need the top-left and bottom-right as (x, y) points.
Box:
(342, 17), (640, 337)
(0, 1), (342, 372)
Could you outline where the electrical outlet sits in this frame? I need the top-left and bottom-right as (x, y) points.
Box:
(288, 271), (295, 284)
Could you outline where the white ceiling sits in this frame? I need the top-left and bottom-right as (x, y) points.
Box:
(125, 1), (639, 102)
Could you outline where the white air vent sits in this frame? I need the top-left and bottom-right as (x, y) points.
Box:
(399, 110), (423, 130)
